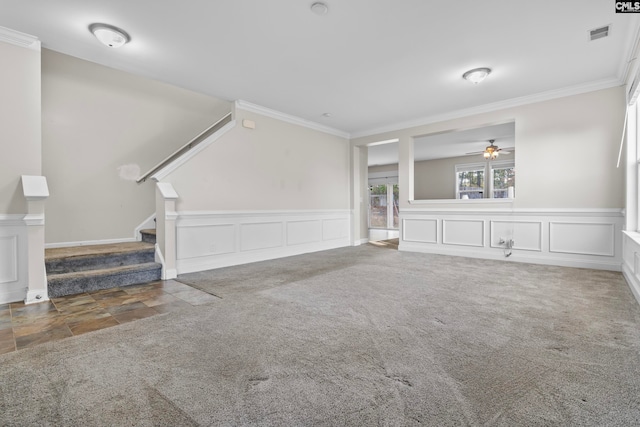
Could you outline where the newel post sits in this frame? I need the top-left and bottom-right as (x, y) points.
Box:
(155, 182), (178, 280)
(21, 175), (49, 304)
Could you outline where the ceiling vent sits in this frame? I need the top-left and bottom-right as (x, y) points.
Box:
(589, 25), (610, 41)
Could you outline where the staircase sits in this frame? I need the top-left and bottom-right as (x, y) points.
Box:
(45, 229), (161, 298)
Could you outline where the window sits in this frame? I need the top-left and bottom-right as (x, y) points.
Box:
(456, 161), (515, 199)
(368, 183), (399, 229)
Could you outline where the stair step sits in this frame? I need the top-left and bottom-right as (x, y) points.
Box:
(47, 262), (162, 298)
(140, 228), (157, 244)
(46, 242), (155, 274)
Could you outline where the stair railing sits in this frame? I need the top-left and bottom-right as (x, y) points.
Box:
(136, 112), (233, 183)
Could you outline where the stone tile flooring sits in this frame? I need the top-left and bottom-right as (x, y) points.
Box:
(0, 280), (218, 354)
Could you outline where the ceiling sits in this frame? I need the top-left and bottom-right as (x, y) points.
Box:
(369, 122), (515, 166)
(0, 1), (638, 137)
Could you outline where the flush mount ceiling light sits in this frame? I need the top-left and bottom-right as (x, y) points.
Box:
(311, 2), (329, 15)
(462, 67), (492, 84)
(89, 23), (130, 48)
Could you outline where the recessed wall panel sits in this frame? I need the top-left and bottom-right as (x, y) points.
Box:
(442, 219), (484, 247)
(403, 219), (437, 243)
(287, 220), (322, 246)
(177, 224), (235, 259)
(240, 222), (283, 251)
(549, 222), (615, 256)
(323, 218), (349, 241)
(490, 221), (542, 251)
(0, 235), (18, 283)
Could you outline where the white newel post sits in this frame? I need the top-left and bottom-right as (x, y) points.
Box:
(21, 175), (49, 304)
(156, 182), (178, 280)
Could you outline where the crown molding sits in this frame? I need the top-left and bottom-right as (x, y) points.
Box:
(235, 100), (351, 139)
(350, 77), (622, 139)
(0, 26), (40, 51)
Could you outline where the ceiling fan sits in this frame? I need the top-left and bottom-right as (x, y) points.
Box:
(466, 139), (512, 160)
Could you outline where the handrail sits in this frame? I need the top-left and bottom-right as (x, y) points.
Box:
(136, 112), (233, 183)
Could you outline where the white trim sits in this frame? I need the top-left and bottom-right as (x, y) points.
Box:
(351, 77), (621, 139)
(45, 237), (137, 249)
(0, 26), (40, 51)
(152, 120), (236, 181)
(175, 209), (351, 274)
(400, 208), (624, 272)
(402, 207), (624, 216)
(235, 100), (351, 139)
(0, 214), (27, 226)
(622, 264), (640, 306)
(353, 238), (369, 246)
(400, 241), (622, 271)
(177, 209), (350, 219)
(25, 289), (48, 305)
(134, 213), (156, 240)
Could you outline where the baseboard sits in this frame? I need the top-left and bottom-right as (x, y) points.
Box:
(353, 238), (369, 246)
(177, 238), (350, 275)
(622, 264), (640, 306)
(25, 289), (49, 305)
(45, 237), (137, 249)
(134, 214), (156, 241)
(400, 242), (622, 271)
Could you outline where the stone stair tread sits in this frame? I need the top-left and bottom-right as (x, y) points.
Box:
(46, 242), (154, 261)
(48, 262), (161, 280)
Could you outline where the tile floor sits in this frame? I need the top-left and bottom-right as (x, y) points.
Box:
(0, 280), (219, 355)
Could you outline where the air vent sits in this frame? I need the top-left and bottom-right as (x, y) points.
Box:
(590, 25), (610, 41)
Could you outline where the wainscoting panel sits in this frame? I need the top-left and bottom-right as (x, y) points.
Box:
(240, 222), (283, 252)
(490, 221), (542, 251)
(287, 220), (322, 246)
(442, 220), (484, 247)
(549, 222), (615, 256)
(400, 208), (623, 271)
(621, 232), (640, 305)
(176, 210), (351, 274)
(0, 217), (28, 304)
(0, 235), (18, 283)
(322, 218), (349, 241)
(177, 224), (235, 259)
(403, 219), (437, 244)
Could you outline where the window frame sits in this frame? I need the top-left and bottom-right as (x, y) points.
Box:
(455, 160), (515, 200)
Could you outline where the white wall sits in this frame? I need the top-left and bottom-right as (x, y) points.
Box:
(0, 33), (42, 303)
(0, 40), (41, 215)
(42, 50), (231, 244)
(167, 109), (350, 211)
(162, 107), (351, 273)
(353, 87), (625, 210)
(353, 87), (626, 271)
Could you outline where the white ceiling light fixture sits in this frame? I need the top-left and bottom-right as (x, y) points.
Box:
(89, 23), (130, 48)
(462, 67), (492, 84)
(311, 2), (329, 16)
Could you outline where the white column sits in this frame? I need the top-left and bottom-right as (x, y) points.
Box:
(21, 175), (49, 304)
(155, 182), (179, 279)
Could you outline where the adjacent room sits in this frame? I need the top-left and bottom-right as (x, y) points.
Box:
(1, 1), (640, 425)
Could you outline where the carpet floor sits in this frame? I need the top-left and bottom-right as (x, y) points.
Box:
(1, 245), (639, 426)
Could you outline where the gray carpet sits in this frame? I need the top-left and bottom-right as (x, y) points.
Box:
(2, 245), (640, 426)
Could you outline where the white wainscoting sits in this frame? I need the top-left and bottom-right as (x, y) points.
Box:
(0, 216), (28, 304)
(400, 208), (624, 271)
(621, 231), (640, 305)
(175, 210), (351, 274)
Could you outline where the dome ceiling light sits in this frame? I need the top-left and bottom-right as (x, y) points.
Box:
(89, 23), (130, 48)
(311, 2), (329, 16)
(462, 67), (492, 84)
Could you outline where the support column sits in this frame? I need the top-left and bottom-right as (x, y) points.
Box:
(21, 175), (49, 304)
(156, 182), (178, 280)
